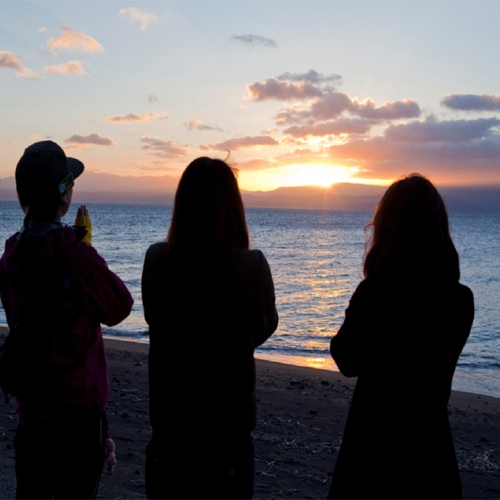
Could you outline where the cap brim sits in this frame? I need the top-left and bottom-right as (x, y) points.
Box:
(67, 157), (84, 180)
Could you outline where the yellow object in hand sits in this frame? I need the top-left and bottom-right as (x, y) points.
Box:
(75, 205), (93, 246)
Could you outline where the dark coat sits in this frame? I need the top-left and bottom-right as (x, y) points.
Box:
(328, 277), (474, 500)
(142, 243), (278, 449)
(0, 221), (133, 430)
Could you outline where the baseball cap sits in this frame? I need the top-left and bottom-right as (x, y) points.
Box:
(15, 140), (84, 208)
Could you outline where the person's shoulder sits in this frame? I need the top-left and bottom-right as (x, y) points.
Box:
(354, 277), (377, 295)
(147, 241), (167, 253)
(230, 249), (269, 277)
(145, 241), (167, 263)
(232, 248), (267, 266)
(455, 282), (474, 303)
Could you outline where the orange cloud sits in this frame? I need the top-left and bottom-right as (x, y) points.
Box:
(326, 131), (500, 183)
(46, 26), (104, 54)
(104, 112), (167, 123)
(43, 60), (86, 75)
(0, 51), (37, 78)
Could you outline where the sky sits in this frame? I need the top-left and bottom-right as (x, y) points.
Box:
(1, 0), (500, 192)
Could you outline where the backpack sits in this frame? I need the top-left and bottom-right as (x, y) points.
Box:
(0, 319), (54, 403)
(0, 238), (74, 404)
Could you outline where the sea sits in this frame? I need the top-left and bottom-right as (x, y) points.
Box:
(1, 200), (499, 398)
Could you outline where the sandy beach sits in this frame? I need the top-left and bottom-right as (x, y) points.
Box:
(0, 329), (499, 499)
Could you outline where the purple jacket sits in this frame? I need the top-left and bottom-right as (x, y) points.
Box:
(0, 221), (133, 430)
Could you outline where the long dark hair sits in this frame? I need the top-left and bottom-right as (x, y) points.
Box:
(364, 173), (459, 281)
(166, 157), (249, 252)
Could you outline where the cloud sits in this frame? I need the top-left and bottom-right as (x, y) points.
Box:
(326, 132), (500, 181)
(247, 71), (343, 102)
(207, 135), (279, 151)
(276, 70), (341, 84)
(104, 112), (167, 123)
(43, 60), (86, 76)
(0, 51), (37, 78)
(441, 94), (500, 112)
(247, 78), (324, 101)
(65, 134), (116, 146)
(284, 118), (374, 138)
(230, 34), (277, 49)
(139, 136), (188, 158)
(353, 98), (421, 120)
(184, 119), (223, 132)
(276, 93), (420, 126)
(120, 7), (159, 30)
(248, 71), (421, 134)
(234, 158), (273, 171)
(384, 117), (500, 143)
(45, 26), (104, 54)
(308, 92), (356, 120)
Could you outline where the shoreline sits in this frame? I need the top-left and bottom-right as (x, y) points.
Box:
(107, 331), (500, 400)
(1, 324), (499, 400)
(0, 331), (498, 498)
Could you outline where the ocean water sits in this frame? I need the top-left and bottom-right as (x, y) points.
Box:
(1, 201), (499, 398)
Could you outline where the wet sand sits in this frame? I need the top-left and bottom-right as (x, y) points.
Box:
(0, 332), (499, 499)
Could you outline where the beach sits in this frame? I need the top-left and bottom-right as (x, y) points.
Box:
(0, 331), (499, 499)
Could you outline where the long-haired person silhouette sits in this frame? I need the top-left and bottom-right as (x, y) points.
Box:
(142, 157), (278, 499)
(327, 174), (474, 499)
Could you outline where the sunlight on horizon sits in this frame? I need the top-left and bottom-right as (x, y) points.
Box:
(240, 163), (367, 191)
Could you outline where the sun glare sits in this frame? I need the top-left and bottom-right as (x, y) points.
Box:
(289, 164), (356, 187)
(239, 164), (359, 191)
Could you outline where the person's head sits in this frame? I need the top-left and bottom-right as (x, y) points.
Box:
(15, 140), (84, 222)
(364, 173), (459, 281)
(167, 157), (249, 251)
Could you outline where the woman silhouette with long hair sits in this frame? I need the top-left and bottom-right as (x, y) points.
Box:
(328, 174), (474, 499)
(142, 157), (278, 499)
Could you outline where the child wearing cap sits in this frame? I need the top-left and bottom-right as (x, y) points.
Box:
(0, 141), (133, 499)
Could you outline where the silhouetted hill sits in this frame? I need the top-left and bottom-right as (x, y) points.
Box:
(1, 174), (500, 213)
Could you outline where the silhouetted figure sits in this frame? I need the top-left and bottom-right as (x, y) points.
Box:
(0, 141), (132, 499)
(142, 157), (278, 499)
(327, 174), (474, 499)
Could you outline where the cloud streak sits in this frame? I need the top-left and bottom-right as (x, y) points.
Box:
(184, 119), (224, 132)
(230, 34), (278, 49)
(120, 7), (159, 30)
(442, 94), (500, 112)
(206, 136), (279, 151)
(284, 118), (374, 138)
(104, 112), (167, 123)
(277, 70), (341, 84)
(65, 134), (116, 146)
(139, 136), (188, 158)
(384, 117), (500, 143)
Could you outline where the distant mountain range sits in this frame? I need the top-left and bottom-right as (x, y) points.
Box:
(1, 172), (500, 213)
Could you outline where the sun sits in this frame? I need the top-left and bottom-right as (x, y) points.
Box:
(291, 164), (356, 187)
(238, 163), (362, 192)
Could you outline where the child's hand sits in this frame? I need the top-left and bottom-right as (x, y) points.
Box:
(104, 438), (117, 474)
(74, 205), (92, 246)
